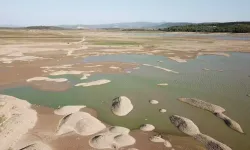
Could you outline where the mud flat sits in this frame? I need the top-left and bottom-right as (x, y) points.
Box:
(170, 115), (232, 150)
(178, 98), (244, 133)
(140, 124), (155, 131)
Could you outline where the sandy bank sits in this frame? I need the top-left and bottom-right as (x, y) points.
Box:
(27, 77), (68, 83)
(0, 95), (37, 150)
(75, 79), (111, 87)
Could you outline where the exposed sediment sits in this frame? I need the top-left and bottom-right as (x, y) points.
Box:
(178, 98), (244, 133)
(170, 115), (200, 136)
(157, 83), (168, 86)
(169, 56), (187, 63)
(178, 98), (225, 113)
(214, 112), (244, 133)
(149, 100), (159, 104)
(159, 109), (167, 113)
(194, 134), (232, 150)
(170, 115), (232, 150)
(142, 64), (179, 74)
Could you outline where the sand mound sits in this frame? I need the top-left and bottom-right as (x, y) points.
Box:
(0, 95), (37, 150)
(75, 79), (111, 87)
(54, 105), (86, 116)
(140, 124), (155, 131)
(19, 142), (52, 150)
(194, 134), (232, 150)
(169, 115), (200, 136)
(149, 135), (165, 142)
(203, 68), (210, 71)
(50, 70), (85, 76)
(149, 135), (173, 148)
(215, 113), (244, 133)
(27, 77), (68, 83)
(110, 66), (121, 69)
(164, 140), (172, 148)
(157, 83), (168, 86)
(149, 100), (159, 104)
(159, 109), (167, 113)
(80, 74), (91, 80)
(170, 115), (232, 150)
(178, 98), (244, 133)
(109, 126), (130, 134)
(111, 96), (133, 116)
(247, 94), (250, 97)
(178, 98), (225, 113)
(89, 126), (135, 149)
(57, 112), (106, 136)
(127, 148), (139, 150)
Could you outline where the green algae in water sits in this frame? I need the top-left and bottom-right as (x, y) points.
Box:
(1, 53), (250, 150)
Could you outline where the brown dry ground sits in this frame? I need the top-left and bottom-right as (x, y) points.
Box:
(1, 29), (250, 89)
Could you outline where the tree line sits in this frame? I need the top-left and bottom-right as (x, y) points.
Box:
(159, 22), (250, 33)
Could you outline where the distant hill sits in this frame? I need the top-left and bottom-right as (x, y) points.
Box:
(26, 26), (64, 30)
(155, 22), (193, 28)
(59, 22), (165, 29)
(160, 22), (250, 33)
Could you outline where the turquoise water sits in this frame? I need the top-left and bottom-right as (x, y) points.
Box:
(1, 53), (250, 149)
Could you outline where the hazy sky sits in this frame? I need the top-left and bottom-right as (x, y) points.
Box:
(1, 0), (250, 26)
